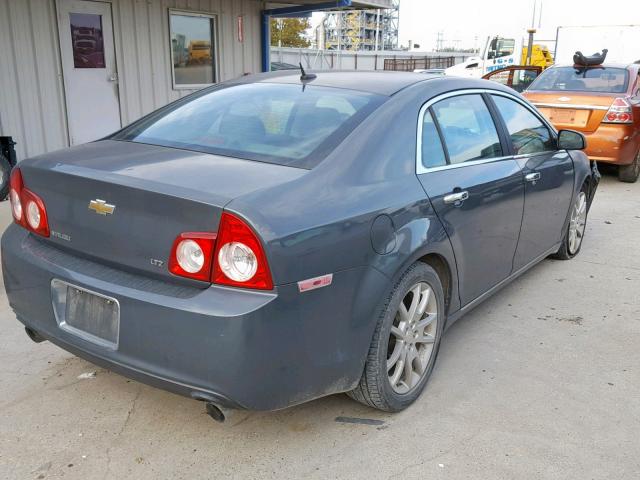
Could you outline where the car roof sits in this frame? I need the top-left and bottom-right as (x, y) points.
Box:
(233, 70), (443, 96)
(551, 63), (639, 70)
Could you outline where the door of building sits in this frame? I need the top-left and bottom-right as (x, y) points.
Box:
(57, 0), (121, 145)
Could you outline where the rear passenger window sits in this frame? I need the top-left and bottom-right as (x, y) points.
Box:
(421, 110), (447, 168)
(492, 95), (555, 155)
(431, 94), (502, 164)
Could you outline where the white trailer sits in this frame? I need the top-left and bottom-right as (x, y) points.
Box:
(554, 25), (640, 64)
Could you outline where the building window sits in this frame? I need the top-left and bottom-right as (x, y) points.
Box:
(169, 11), (217, 88)
(70, 13), (105, 68)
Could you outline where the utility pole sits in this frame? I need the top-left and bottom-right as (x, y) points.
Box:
(526, 28), (536, 65)
(526, 0), (540, 65)
(436, 31), (443, 52)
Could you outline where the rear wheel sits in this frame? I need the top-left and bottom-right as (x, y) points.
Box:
(553, 188), (588, 260)
(347, 263), (444, 412)
(618, 150), (640, 183)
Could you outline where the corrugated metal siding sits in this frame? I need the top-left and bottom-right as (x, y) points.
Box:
(112, 0), (262, 123)
(0, 0), (262, 160)
(0, 0), (68, 160)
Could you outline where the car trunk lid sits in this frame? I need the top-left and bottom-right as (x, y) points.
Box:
(525, 91), (617, 133)
(21, 140), (306, 283)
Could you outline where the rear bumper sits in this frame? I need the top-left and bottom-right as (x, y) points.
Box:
(2, 225), (385, 410)
(583, 123), (639, 165)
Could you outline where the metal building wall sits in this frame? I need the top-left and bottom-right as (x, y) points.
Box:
(0, 0), (262, 161)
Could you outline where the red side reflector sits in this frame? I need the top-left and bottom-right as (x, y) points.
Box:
(298, 274), (333, 293)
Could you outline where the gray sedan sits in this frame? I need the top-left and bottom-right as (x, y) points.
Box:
(2, 71), (598, 421)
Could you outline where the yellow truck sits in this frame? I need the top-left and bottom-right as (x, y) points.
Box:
(521, 44), (554, 68)
(188, 41), (212, 64)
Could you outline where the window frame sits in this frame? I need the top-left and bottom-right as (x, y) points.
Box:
(168, 9), (220, 90)
(416, 89), (558, 174)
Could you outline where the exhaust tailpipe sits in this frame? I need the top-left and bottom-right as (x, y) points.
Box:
(205, 402), (228, 422)
(191, 392), (243, 424)
(25, 327), (46, 343)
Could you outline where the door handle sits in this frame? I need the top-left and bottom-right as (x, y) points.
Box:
(525, 172), (541, 183)
(443, 190), (469, 205)
(108, 73), (119, 83)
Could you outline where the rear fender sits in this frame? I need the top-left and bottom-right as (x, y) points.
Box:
(569, 150), (599, 208)
(367, 198), (461, 317)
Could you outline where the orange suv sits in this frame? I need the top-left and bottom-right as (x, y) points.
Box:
(524, 63), (640, 182)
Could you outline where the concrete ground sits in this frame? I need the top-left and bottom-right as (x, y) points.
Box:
(0, 173), (638, 480)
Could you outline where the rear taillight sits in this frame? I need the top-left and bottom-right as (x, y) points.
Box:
(213, 212), (273, 290)
(169, 212), (273, 290)
(9, 167), (50, 237)
(603, 97), (633, 124)
(9, 168), (23, 222)
(168, 232), (217, 282)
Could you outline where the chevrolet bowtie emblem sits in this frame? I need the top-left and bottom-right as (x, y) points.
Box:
(88, 199), (116, 215)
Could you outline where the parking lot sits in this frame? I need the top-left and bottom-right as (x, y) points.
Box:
(0, 171), (638, 480)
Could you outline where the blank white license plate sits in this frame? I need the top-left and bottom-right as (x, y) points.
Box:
(51, 280), (120, 349)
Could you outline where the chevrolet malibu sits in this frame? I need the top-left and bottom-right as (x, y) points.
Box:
(2, 72), (599, 420)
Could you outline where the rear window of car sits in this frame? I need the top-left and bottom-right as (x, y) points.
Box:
(112, 83), (385, 169)
(528, 66), (629, 93)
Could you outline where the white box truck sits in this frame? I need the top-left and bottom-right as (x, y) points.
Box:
(554, 25), (640, 64)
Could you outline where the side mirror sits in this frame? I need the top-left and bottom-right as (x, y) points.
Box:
(557, 129), (586, 150)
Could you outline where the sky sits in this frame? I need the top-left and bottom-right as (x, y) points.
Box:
(397, 0), (639, 51)
(311, 0), (639, 51)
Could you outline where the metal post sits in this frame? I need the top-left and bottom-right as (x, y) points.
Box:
(526, 28), (536, 66)
(261, 12), (270, 72)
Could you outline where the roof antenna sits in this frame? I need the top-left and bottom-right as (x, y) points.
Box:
(299, 62), (317, 82)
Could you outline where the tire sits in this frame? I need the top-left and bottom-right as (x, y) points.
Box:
(618, 150), (640, 183)
(552, 186), (589, 260)
(0, 154), (11, 201)
(347, 262), (445, 412)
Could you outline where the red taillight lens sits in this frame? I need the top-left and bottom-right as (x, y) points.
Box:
(168, 213), (273, 290)
(9, 168), (24, 223)
(603, 97), (633, 124)
(168, 232), (217, 282)
(212, 212), (273, 290)
(9, 167), (50, 237)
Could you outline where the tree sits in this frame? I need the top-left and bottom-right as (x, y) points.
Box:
(270, 18), (311, 48)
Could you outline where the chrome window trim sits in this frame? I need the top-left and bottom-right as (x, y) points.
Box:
(531, 102), (609, 111)
(416, 88), (555, 174)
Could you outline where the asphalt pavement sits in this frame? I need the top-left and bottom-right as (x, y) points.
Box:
(0, 172), (638, 480)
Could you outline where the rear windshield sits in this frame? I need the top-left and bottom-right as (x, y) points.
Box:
(112, 83), (384, 169)
(528, 66), (629, 93)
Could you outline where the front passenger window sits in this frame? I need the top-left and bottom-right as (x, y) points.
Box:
(492, 95), (555, 155)
(431, 94), (503, 164)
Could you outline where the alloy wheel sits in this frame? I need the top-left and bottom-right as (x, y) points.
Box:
(387, 282), (438, 394)
(568, 191), (587, 255)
